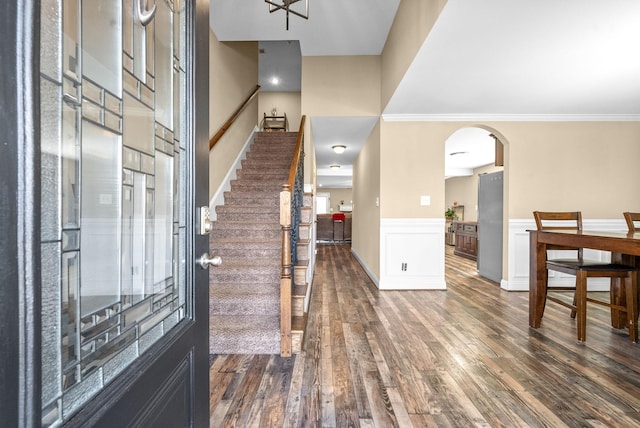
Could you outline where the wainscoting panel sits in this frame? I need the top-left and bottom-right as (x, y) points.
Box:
(506, 219), (627, 291)
(379, 218), (446, 290)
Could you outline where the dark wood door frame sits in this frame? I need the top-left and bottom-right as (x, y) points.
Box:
(0, 1), (210, 426)
(1, 1), (41, 426)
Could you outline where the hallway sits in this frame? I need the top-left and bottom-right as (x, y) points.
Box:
(209, 244), (640, 427)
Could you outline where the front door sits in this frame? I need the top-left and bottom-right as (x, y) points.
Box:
(1, 0), (210, 426)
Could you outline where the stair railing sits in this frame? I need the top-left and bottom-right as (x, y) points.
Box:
(279, 115), (306, 357)
(209, 85), (260, 150)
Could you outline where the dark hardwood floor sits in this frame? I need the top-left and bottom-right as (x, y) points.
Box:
(209, 244), (640, 427)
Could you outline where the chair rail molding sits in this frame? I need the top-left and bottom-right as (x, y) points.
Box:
(379, 218), (446, 290)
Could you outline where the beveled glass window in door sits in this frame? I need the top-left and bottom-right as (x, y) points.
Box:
(39, 0), (188, 425)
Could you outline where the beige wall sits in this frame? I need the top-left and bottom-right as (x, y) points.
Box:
(380, 121), (640, 221)
(322, 188), (353, 212)
(302, 56), (381, 116)
(380, 120), (446, 218)
(445, 163), (503, 222)
(301, 55), (381, 194)
(352, 120), (381, 279)
(502, 121), (640, 218)
(258, 92), (302, 132)
(381, 0), (447, 108)
(208, 33), (259, 199)
(378, 120), (640, 283)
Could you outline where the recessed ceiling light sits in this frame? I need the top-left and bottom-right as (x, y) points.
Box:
(271, 77), (279, 85)
(332, 145), (346, 154)
(329, 164), (340, 169)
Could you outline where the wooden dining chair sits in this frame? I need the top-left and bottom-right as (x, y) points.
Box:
(624, 212), (640, 233)
(533, 211), (639, 342)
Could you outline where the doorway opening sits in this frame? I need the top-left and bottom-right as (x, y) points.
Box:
(316, 192), (331, 214)
(444, 126), (506, 285)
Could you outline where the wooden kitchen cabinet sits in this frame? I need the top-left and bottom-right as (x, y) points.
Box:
(453, 221), (478, 261)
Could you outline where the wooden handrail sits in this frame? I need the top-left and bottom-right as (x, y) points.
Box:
(279, 115), (306, 357)
(209, 85), (261, 150)
(287, 115), (306, 189)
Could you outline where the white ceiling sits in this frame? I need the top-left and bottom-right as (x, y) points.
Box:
(211, 0), (400, 56)
(444, 128), (495, 179)
(258, 41), (301, 92)
(383, 0), (640, 119)
(311, 117), (378, 188)
(211, 0), (640, 188)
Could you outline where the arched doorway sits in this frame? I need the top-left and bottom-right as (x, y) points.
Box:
(444, 126), (507, 285)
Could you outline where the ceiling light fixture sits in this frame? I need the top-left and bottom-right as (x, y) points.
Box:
(332, 145), (346, 154)
(265, 0), (309, 31)
(271, 77), (279, 85)
(329, 164), (340, 170)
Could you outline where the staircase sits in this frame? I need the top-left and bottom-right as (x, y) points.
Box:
(292, 192), (314, 351)
(209, 131), (301, 354)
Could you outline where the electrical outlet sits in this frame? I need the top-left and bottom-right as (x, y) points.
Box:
(401, 262), (407, 271)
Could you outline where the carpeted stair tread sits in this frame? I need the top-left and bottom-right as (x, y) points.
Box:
(241, 159), (292, 168)
(227, 184), (284, 193)
(238, 171), (289, 179)
(215, 211), (281, 222)
(211, 249), (281, 262)
(222, 190), (281, 199)
(215, 205), (280, 214)
(210, 228), (280, 241)
(209, 315), (280, 355)
(210, 220), (280, 230)
(230, 180), (285, 190)
(210, 265), (280, 284)
(210, 239), (280, 255)
(245, 149), (294, 157)
(210, 284), (280, 316)
(209, 258), (281, 269)
(210, 263), (280, 274)
(220, 195), (280, 207)
(210, 237), (280, 247)
(209, 132), (298, 355)
(210, 221), (280, 229)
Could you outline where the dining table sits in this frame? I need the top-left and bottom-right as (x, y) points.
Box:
(529, 229), (640, 329)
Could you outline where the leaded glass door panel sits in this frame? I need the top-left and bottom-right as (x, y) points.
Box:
(34, 0), (210, 425)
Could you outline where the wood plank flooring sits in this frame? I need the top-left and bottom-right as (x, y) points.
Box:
(209, 244), (640, 427)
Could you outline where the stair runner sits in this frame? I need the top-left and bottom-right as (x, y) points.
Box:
(209, 132), (298, 354)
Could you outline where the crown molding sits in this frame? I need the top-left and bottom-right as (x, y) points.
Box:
(381, 113), (640, 122)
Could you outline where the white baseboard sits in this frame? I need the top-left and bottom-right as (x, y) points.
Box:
(208, 126), (258, 220)
(351, 247), (380, 288)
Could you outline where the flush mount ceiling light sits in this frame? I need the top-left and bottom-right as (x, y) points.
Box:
(331, 145), (346, 154)
(329, 164), (340, 170)
(265, 0), (309, 31)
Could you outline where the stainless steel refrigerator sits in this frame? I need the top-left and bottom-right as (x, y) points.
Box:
(477, 171), (503, 283)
